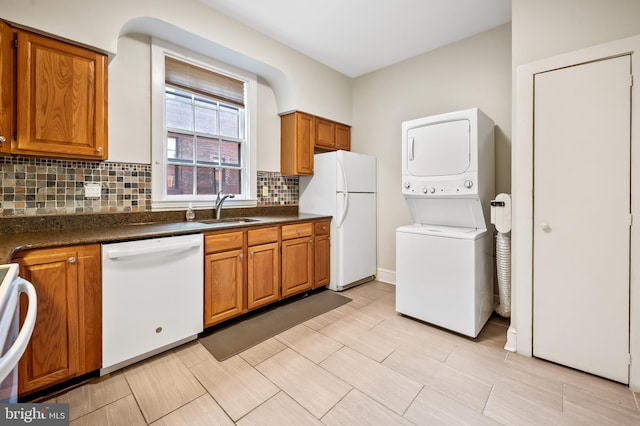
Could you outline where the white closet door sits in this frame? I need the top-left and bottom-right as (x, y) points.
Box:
(533, 55), (631, 383)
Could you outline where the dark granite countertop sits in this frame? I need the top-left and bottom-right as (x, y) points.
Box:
(1, 206), (331, 263)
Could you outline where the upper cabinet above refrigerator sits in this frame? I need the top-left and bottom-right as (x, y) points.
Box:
(280, 111), (351, 176)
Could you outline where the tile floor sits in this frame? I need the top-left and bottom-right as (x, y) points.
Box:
(44, 281), (640, 425)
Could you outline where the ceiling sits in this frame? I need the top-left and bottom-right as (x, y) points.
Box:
(200, 0), (512, 78)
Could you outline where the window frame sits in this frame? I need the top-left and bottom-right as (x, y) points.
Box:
(150, 38), (257, 211)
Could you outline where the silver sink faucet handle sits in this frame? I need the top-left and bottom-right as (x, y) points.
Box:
(214, 191), (235, 219)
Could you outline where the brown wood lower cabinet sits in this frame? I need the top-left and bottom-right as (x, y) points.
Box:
(247, 226), (280, 310)
(281, 222), (314, 298)
(204, 231), (245, 327)
(204, 220), (329, 327)
(314, 221), (331, 288)
(13, 244), (101, 397)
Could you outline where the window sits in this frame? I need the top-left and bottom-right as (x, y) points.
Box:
(165, 86), (243, 196)
(151, 39), (257, 210)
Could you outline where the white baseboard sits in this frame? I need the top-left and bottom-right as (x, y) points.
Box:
(376, 268), (396, 285)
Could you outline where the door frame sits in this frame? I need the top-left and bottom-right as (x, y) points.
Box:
(513, 34), (640, 389)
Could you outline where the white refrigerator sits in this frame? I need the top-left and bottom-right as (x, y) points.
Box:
(299, 150), (377, 291)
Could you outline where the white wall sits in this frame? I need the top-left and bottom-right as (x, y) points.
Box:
(0, 0), (352, 168)
(352, 23), (512, 281)
(512, 0), (640, 68)
(108, 34), (151, 164)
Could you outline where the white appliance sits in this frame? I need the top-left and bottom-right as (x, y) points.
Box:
(396, 108), (495, 337)
(101, 234), (203, 374)
(0, 264), (37, 402)
(299, 150), (377, 291)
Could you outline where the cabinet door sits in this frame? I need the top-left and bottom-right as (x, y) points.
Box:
(16, 247), (82, 396)
(281, 237), (313, 298)
(315, 117), (335, 149)
(0, 21), (13, 155)
(247, 242), (279, 310)
(15, 30), (107, 159)
(76, 245), (102, 374)
(335, 123), (351, 151)
(314, 234), (330, 289)
(295, 113), (314, 175)
(281, 112), (314, 175)
(204, 249), (244, 326)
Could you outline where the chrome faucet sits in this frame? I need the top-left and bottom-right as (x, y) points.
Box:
(214, 191), (235, 219)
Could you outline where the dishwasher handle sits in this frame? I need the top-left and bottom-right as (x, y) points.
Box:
(105, 238), (202, 260)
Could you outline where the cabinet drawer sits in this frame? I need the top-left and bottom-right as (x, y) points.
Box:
(205, 231), (243, 254)
(314, 221), (331, 236)
(247, 226), (279, 246)
(281, 223), (313, 240)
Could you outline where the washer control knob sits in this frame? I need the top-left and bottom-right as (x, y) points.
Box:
(422, 186), (428, 194)
(429, 187), (436, 194)
(464, 180), (474, 189)
(403, 182), (411, 189)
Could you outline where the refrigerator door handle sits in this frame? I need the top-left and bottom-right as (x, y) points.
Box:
(337, 157), (349, 193)
(337, 192), (349, 229)
(336, 158), (349, 229)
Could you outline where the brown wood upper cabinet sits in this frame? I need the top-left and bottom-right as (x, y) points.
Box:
(281, 111), (315, 176)
(334, 123), (351, 151)
(316, 118), (351, 151)
(281, 111), (351, 175)
(13, 244), (101, 397)
(0, 21), (108, 160)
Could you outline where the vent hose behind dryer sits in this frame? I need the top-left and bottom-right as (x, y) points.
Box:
(494, 232), (511, 317)
(490, 193), (512, 318)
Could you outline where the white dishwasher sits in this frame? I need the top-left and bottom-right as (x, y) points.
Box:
(101, 234), (203, 374)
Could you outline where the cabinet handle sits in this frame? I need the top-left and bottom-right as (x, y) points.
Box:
(250, 250), (254, 256)
(297, 229), (301, 236)
(239, 253), (243, 260)
(96, 147), (103, 153)
(322, 226), (327, 232)
(309, 240), (313, 244)
(68, 257), (76, 264)
(0, 136), (5, 143)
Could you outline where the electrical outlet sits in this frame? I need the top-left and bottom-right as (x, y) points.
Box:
(262, 185), (269, 197)
(84, 183), (102, 198)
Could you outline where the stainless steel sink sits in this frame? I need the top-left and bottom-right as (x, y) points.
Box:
(195, 217), (261, 226)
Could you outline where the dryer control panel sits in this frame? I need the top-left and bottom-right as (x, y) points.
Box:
(402, 175), (478, 197)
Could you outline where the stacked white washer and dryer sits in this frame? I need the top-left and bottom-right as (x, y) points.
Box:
(396, 108), (495, 338)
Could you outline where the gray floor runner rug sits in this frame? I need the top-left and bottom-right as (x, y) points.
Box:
(199, 290), (351, 361)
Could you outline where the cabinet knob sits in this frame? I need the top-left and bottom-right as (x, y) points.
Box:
(68, 257), (76, 264)
(309, 240), (313, 244)
(0, 136), (5, 143)
(250, 250), (254, 256)
(96, 147), (103, 153)
(239, 253), (244, 260)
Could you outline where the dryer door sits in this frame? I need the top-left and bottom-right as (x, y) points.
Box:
(407, 119), (470, 177)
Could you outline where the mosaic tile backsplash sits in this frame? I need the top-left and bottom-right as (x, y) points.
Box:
(256, 171), (299, 206)
(0, 156), (298, 217)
